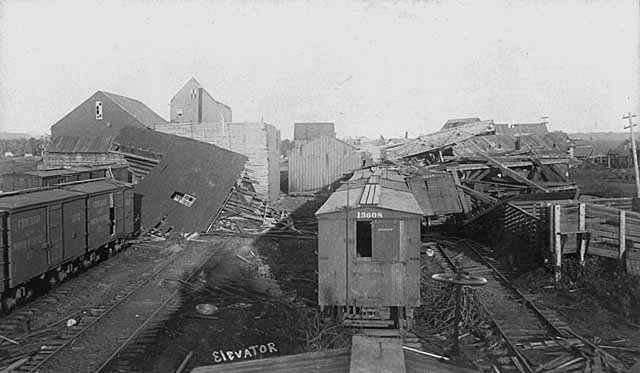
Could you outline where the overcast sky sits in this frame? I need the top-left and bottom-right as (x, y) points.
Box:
(0, 0), (638, 139)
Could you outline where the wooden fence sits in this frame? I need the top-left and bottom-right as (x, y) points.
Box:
(485, 197), (640, 277)
(549, 202), (640, 276)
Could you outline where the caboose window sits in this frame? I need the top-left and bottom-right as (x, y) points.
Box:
(356, 221), (372, 258)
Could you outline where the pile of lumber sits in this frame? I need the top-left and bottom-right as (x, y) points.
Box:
(530, 332), (629, 373)
(207, 180), (314, 236)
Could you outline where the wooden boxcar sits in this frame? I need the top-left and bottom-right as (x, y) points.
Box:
(315, 168), (424, 328)
(0, 179), (134, 308)
(0, 164), (129, 193)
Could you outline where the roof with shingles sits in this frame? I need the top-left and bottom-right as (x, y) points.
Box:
(46, 136), (116, 153)
(441, 118), (481, 130)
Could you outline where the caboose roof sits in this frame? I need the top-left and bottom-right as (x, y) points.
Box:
(315, 168), (423, 216)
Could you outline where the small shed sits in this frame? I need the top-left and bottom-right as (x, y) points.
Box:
(315, 168), (423, 328)
(288, 136), (368, 193)
(407, 171), (468, 223)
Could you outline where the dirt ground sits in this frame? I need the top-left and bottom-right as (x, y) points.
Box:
(511, 265), (640, 369)
(134, 195), (352, 372)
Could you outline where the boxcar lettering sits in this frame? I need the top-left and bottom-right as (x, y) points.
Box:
(378, 228), (393, 232)
(17, 215), (41, 229)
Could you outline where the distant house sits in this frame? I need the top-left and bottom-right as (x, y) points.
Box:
(441, 118), (481, 130)
(288, 136), (368, 193)
(494, 122), (548, 136)
(46, 90), (167, 168)
(293, 122), (335, 143)
(170, 77), (232, 124)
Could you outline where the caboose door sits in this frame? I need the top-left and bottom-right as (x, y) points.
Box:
(372, 219), (404, 306)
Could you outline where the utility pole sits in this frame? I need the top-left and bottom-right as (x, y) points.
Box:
(623, 112), (640, 197)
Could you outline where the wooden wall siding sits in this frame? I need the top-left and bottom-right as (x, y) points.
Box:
(155, 122), (279, 201)
(44, 152), (124, 168)
(549, 202), (640, 276)
(317, 209), (421, 307)
(288, 136), (362, 193)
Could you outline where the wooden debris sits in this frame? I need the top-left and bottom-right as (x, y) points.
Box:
(206, 177), (313, 236)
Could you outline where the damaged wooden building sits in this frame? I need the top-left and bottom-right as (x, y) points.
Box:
(155, 78), (280, 201)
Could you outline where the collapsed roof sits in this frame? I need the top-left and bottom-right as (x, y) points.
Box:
(111, 126), (247, 233)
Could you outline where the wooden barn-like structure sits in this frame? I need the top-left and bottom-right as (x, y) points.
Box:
(288, 136), (369, 193)
(315, 167), (423, 328)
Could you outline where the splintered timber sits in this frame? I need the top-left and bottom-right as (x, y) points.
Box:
(212, 342), (278, 363)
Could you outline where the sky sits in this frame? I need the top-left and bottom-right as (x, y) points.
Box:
(0, 0), (638, 139)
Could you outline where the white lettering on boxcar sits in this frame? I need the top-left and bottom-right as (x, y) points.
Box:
(356, 211), (383, 219)
(17, 214), (41, 229)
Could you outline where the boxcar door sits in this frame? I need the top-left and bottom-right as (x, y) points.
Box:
(48, 204), (63, 266)
(114, 191), (124, 236)
(62, 199), (87, 261)
(123, 189), (134, 235)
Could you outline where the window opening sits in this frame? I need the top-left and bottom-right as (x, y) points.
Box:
(95, 101), (103, 120)
(356, 221), (372, 258)
(171, 191), (196, 207)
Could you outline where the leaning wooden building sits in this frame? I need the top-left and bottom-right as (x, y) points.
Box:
(315, 168), (423, 328)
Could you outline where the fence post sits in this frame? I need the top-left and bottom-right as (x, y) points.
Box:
(619, 210), (626, 260)
(553, 204), (562, 282)
(579, 203), (587, 265)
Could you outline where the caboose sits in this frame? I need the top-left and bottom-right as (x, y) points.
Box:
(315, 168), (424, 328)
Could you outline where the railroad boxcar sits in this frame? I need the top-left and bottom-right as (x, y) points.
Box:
(62, 179), (134, 250)
(315, 167), (424, 329)
(0, 179), (135, 309)
(0, 164), (130, 193)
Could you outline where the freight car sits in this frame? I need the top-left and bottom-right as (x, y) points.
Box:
(0, 164), (129, 193)
(315, 167), (424, 329)
(0, 179), (137, 310)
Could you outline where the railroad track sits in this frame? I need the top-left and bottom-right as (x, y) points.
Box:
(0, 238), (226, 372)
(425, 235), (576, 373)
(0, 241), (171, 337)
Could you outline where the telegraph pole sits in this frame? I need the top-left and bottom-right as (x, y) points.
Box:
(623, 112), (640, 197)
